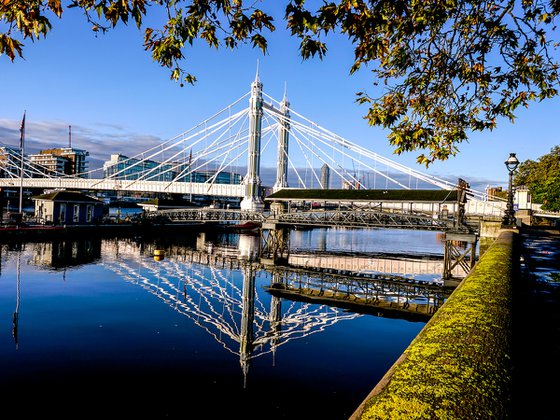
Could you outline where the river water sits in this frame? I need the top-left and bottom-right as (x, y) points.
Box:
(0, 228), (448, 419)
(514, 227), (560, 419)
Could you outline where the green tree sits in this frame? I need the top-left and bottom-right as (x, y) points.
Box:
(1, 1), (559, 165)
(515, 146), (560, 212)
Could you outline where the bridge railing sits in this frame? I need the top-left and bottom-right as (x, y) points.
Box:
(145, 207), (464, 231)
(0, 178), (246, 197)
(273, 209), (456, 230)
(144, 208), (267, 223)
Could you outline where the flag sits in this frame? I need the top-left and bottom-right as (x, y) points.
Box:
(19, 110), (26, 150)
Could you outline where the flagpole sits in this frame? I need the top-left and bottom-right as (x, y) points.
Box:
(18, 111), (25, 216)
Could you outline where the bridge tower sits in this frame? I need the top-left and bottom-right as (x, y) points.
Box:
(273, 88), (290, 192)
(240, 69), (265, 211)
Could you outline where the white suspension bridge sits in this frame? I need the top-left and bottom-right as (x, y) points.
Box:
(0, 70), (508, 219)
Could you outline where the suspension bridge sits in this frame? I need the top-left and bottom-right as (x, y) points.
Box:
(0, 70), (507, 222)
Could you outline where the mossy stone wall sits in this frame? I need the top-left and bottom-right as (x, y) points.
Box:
(351, 230), (517, 419)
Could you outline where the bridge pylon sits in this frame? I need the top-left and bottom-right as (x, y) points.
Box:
(240, 69), (265, 211)
(273, 89), (290, 192)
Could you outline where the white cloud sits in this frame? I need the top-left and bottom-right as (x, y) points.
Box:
(0, 118), (164, 171)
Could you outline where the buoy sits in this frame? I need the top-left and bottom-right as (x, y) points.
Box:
(153, 249), (165, 261)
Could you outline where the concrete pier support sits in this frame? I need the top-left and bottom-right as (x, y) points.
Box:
(480, 220), (503, 238)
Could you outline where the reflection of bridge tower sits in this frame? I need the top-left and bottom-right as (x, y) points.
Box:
(100, 239), (363, 387)
(273, 89), (290, 192)
(239, 263), (255, 387)
(240, 69), (265, 211)
(268, 272), (283, 364)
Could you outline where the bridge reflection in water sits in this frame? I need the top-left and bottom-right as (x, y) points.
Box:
(21, 231), (451, 386)
(105, 232), (448, 381)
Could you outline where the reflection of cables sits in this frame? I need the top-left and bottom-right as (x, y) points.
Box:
(100, 241), (360, 361)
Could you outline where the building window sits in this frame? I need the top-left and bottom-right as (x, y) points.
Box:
(73, 204), (80, 222)
(86, 205), (93, 222)
(59, 203), (66, 223)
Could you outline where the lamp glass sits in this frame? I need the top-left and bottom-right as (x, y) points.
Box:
(505, 153), (519, 173)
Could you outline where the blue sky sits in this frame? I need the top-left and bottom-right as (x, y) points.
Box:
(1, 6), (558, 192)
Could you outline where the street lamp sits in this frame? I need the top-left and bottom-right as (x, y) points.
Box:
(502, 152), (520, 227)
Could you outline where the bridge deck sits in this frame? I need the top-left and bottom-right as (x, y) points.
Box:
(266, 188), (459, 202)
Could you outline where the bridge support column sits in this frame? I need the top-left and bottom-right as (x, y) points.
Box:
(480, 220), (503, 238)
(443, 232), (478, 286)
(241, 70), (265, 211)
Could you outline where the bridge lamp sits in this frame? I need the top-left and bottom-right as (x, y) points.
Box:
(502, 152), (520, 227)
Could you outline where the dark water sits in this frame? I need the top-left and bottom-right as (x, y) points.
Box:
(0, 228), (444, 419)
(514, 227), (560, 420)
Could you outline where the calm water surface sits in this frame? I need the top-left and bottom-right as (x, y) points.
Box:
(514, 228), (560, 420)
(0, 228), (442, 419)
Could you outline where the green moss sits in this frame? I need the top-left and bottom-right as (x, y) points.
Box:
(355, 231), (516, 419)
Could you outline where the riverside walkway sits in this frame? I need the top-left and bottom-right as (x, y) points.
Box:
(350, 225), (560, 420)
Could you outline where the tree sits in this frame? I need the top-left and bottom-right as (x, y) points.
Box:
(515, 146), (560, 212)
(2, 1), (560, 165)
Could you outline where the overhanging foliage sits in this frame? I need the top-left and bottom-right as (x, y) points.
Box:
(2, 1), (559, 165)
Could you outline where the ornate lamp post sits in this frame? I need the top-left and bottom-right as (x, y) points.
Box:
(502, 152), (520, 227)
